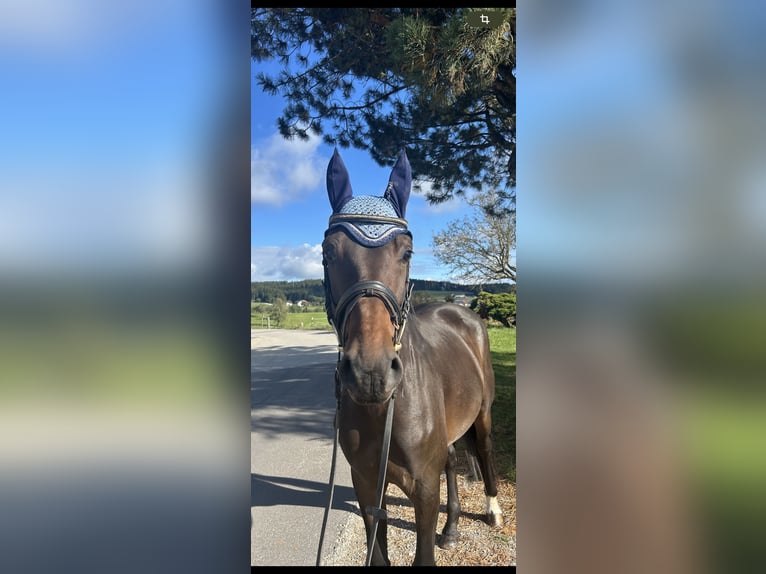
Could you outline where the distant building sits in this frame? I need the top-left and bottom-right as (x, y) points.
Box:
(453, 294), (472, 307)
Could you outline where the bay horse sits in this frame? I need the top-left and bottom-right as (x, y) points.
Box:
(322, 149), (503, 566)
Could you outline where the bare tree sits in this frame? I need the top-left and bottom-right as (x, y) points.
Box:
(431, 190), (516, 284)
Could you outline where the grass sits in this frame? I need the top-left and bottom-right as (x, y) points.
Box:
(0, 322), (228, 408)
(487, 326), (516, 482)
(678, 389), (766, 571)
(251, 305), (332, 330)
(253, 313), (331, 330)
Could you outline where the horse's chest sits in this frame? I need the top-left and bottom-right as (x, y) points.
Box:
(339, 409), (442, 480)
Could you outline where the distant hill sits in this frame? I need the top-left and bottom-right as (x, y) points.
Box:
(251, 278), (513, 304)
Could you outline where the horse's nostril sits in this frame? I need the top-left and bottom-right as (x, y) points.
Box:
(391, 356), (403, 374)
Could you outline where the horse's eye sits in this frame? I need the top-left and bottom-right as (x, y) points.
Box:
(323, 244), (337, 264)
(402, 249), (413, 263)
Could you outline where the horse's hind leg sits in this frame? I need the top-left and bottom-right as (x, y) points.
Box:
(468, 416), (504, 528)
(438, 444), (460, 549)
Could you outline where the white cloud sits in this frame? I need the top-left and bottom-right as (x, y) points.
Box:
(251, 243), (324, 281)
(251, 132), (324, 206)
(251, 244), (460, 283)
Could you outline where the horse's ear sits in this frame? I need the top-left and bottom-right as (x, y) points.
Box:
(384, 149), (412, 218)
(326, 148), (353, 213)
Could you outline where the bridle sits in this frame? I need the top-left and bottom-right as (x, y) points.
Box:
(322, 213), (414, 355)
(324, 279), (414, 354)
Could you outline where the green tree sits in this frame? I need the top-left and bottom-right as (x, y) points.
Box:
(251, 7), (515, 208)
(270, 298), (287, 327)
(432, 190), (516, 284)
(471, 291), (516, 327)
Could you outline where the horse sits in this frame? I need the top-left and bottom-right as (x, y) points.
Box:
(321, 148), (503, 566)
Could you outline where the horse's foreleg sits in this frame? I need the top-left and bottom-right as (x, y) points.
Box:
(411, 473), (441, 566)
(438, 444), (460, 549)
(471, 414), (505, 528)
(350, 469), (390, 566)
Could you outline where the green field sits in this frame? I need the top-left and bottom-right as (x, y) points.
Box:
(487, 326), (516, 481)
(251, 305), (331, 330)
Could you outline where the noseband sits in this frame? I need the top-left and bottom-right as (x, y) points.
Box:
(325, 278), (414, 353)
(323, 214), (414, 353)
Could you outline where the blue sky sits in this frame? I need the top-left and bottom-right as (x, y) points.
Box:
(0, 1), (231, 279)
(250, 59), (476, 283)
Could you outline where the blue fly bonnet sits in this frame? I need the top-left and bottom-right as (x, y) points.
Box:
(328, 194), (410, 247)
(323, 148), (416, 355)
(325, 148), (412, 247)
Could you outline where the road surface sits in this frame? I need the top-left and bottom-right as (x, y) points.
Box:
(250, 329), (360, 567)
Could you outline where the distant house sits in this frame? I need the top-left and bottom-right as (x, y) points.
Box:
(453, 294), (472, 307)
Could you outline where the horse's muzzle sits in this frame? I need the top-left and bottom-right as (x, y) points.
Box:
(338, 351), (403, 405)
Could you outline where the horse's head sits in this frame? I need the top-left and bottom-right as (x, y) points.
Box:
(322, 149), (414, 405)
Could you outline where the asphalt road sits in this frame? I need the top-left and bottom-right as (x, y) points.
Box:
(250, 329), (359, 567)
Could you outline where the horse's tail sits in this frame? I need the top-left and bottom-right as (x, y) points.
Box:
(463, 425), (478, 456)
(462, 426), (483, 482)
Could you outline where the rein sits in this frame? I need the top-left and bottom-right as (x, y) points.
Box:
(316, 213), (413, 566)
(316, 391), (395, 567)
(364, 396), (395, 566)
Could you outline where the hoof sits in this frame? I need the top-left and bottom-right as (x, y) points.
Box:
(438, 530), (459, 550)
(486, 512), (504, 528)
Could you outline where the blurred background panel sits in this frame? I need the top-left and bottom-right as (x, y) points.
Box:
(3, 2), (766, 572)
(518, 1), (766, 573)
(0, 1), (251, 573)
